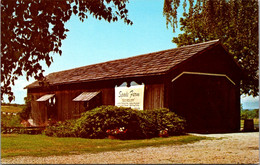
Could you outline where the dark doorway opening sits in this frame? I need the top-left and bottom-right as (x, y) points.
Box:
(170, 73), (237, 133)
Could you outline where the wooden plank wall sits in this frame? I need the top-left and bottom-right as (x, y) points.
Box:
(30, 93), (47, 126)
(29, 83), (166, 124)
(144, 84), (164, 110)
(29, 87), (116, 124)
(101, 88), (114, 105)
(56, 90), (87, 121)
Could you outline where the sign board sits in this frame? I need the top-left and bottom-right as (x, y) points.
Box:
(115, 84), (145, 110)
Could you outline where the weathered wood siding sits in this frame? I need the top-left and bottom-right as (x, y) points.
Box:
(29, 81), (167, 124)
(30, 93), (47, 125)
(166, 45), (241, 132)
(144, 84), (164, 110)
(101, 88), (115, 105)
(29, 87), (116, 123)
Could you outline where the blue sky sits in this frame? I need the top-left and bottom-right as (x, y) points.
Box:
(5, 0), (259, 109)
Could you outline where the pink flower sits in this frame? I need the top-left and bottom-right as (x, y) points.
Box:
(106, 127), (127, 135)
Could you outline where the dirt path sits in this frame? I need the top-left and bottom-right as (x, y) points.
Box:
(2, 132), (259, 164)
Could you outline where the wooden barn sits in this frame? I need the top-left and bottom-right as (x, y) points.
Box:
(25, 40), (242, 132)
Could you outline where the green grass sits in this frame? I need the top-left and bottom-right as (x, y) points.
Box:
(1, 134), (208, 158)
(1, 105), (25, 113)
(241, 120), (244, 128)
(254, 118), (259, 125)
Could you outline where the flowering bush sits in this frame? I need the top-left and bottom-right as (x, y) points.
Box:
(106, 127), (127, 136)
(46, 106), (186, 139)
(159, 128), (169, 137)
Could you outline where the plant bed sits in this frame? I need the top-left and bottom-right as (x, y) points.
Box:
(45, 106), (186, 139)
(159, 128), (169, 137)
(106, 127), (127, 140)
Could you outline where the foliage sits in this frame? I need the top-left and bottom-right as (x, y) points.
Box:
(73, 106), (153, 139)
(1, 104), (25, 133)
(163, 0), (259, 96)
(144, 108), (186, 136)
(241, 109), (259, 120)
(45, 106), (186, 139)
(1, 0), (132, 102)
(44, 119), (77, 137)
(18, 97), (31, 120)
(1, 114), (22, 128)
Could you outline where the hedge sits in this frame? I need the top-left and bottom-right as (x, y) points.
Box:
(44, 119), (76, 137)
(44, 106), (186, 139)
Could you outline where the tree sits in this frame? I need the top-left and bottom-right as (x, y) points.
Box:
(163, 0), (259, 96)
(1, 0), (132, 102)
(241, 109), (259, 119)
(18, 96), (32, 121)
(241, 109), (249, 120)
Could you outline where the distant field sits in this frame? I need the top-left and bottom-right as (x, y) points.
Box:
(254, 118), (259, 124)
(1, 105), (25, 113)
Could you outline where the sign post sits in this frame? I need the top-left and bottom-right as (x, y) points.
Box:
(115, 84), (145, 110)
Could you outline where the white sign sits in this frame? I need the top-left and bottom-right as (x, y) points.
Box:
(115, 84), (145, 110)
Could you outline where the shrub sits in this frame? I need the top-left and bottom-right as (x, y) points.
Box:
(73, 106), (185, 139)
(73, 106), (152, 139)
(144, 108), (186, 136)
(18, 96), (31, 121)
(1, 114), (23, 133)
(1, 114), (22, 128)
(45, 106), (186, 139)
(44, 119), (77, 137)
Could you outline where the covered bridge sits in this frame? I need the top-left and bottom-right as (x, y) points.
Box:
(25, 40), (242, 132)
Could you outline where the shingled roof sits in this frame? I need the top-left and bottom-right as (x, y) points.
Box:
(25, 39), (220, 89)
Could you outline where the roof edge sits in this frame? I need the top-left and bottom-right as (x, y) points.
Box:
(166, 39), (221, 73)
(25, 71), (167, 89)
(179, 39), (220, 49)
(25, 39), (221, 89)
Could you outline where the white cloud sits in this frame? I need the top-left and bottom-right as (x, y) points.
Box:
(241, 94), (259, 109)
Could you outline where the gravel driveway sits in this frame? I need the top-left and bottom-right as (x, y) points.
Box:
(2, 132), (259, 164)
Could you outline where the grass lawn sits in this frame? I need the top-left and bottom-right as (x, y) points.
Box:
(1, 134), (208, 158)
(1, 105), (25, 113)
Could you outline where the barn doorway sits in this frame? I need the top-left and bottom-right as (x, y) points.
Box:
(170, 72), (237, 133)
(36, 94), (57, 124)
